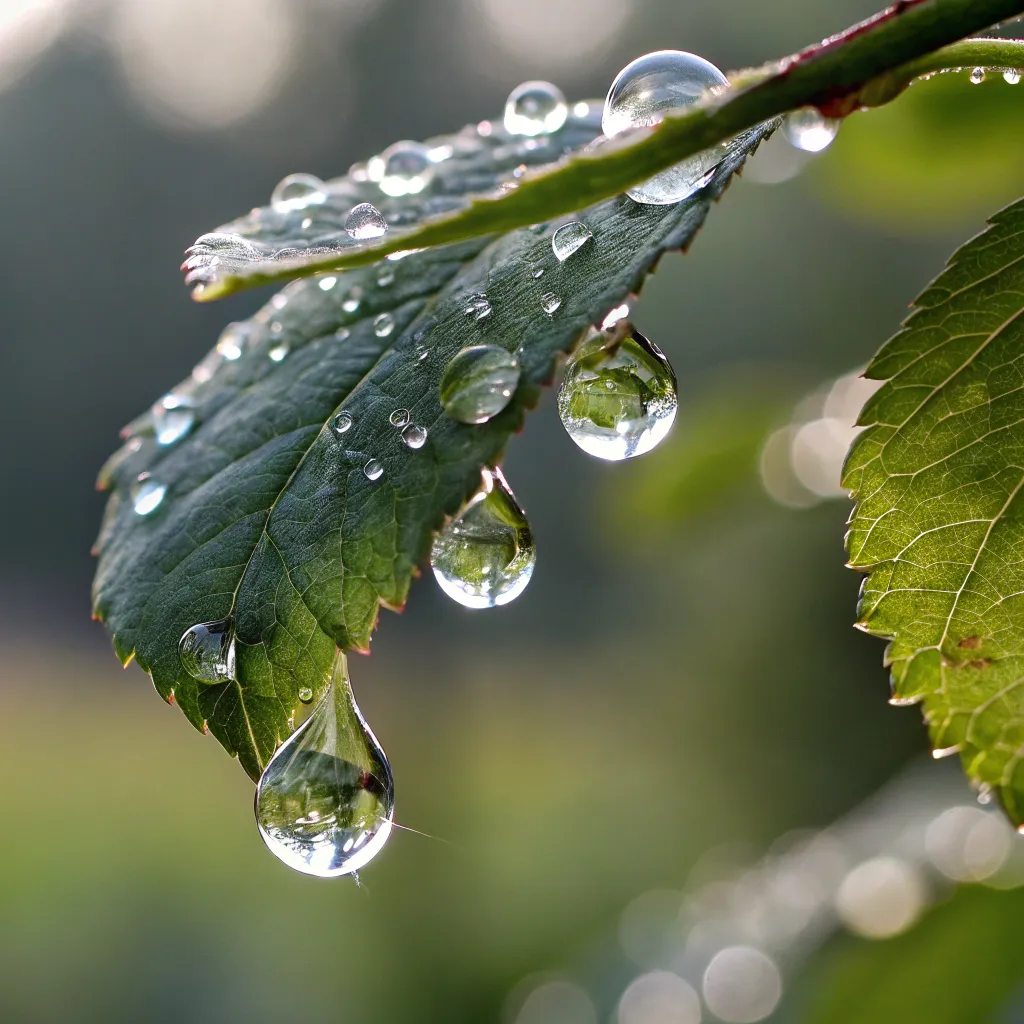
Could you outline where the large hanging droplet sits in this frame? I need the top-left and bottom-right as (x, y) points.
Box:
(345, 203), (388, 240)
(503, 80), (568, 136)
(271, 173), (327, 212)
(431, 467), (536, 609)
(152, 393), (196, 446)
(602, 50), (730, 205)
(439, 345), (521, 424)
(255, 651), (394, 878)
(367, 140), (435, 197)
(558, 323), (678, 460)
(782, 108), (840, 152)
(178, 618), (236, 683)
(552, 221), (593, 262)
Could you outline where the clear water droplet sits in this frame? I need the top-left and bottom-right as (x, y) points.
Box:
(1005, 69), (1021, 85)
(504, 80), (568, 136)
(319, 276), (337, 291)
(558, 323), (678, 460)
(603, 50), (730, 204)
(298, 687), (314, 704)
(541, 292), (561, 314)
(191, 232), (261, 260)
(332, 411), (353, 434)
(345, 203), (388, 240)
(342, 286), (363, 313)
(271, 173), (327, 212)
(255, 652), (394, 878)
(301, 217), (312, 230)
(431, 467), (536, 608)
(970, 67), (986, 84)
(552, 221), (593, 261)
(464, 292), (492, 320)
(153, 393), (196, 446)
(377, 266), (395, 287)
(215, 322), (249, 361)
(531, 267), (545, 279)
(374, 313), (395, 337)
(178, 618), (235, 683)
(363, 458), (384, 481)
(269, 343), (289, 362)
(402, 424), (428, 449)
(439, 345), (521, 424)
(132, 476), (167, 515)
(782, 108), (841, 152)
(389, 409), (410, 427)
(334, 327), (351, 342)
(367, 140), (435, 197)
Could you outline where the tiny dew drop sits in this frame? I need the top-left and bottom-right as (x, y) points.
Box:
(216, 321), (250, 361)
(345, 203), (388, 240)
(132, 476), (167, 516)
(402, 424), (428, 449)
(782, 108), (841, 152)
(374, 313), (395, 337)
(464, 292), (492, 320)
(552, 221), (593, 262)
(531, 267), (545, 279)
(298, 687), (314, 704)
(970, 67), (986, 84)
(178, 619), (236, 684)
(342, 286), (363, 313)
(1005, 69), (1021, 85)
(269, 343), (290, 362)
(557, 322), (678, 461)
(255, 651), (394, 878)
(389, 409), (410, 427)
(152, 393), (196, 446)
(334, 327), (351, 342)
(439, 345), (521, 424)
(363, 458), (384, 482)
(603, 50), (729, 204)
(503, 80), (568, 136)
(271, 173), (327, 211)
(332, 411), (353, 434)
(377, 266), (395, 287)
(541, 292), (561, 314)
(431, 467), (536, 609)
(367, 140), (434, 197)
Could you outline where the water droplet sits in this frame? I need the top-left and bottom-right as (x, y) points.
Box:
(132, 476), (167, 516)
(782, 107), (841, 152)
(504, 80), (568, 136)
(1005, 69), (1021, 85)
(367, 140), (435, 197)
(377, 266), (395, 287)
(552, 221), (593, 262)
(342, 286), (363, 313)
(363, 458), (384, 481)
(439, 345), (521, 424)
(269, 319), (284, 335)
(389, 409), (410, 427)
(332, 411), (353, 434)
(603, 50), (730, 204)
(319, 276), (337, 291)
(431, 467), (535, 608)
(255, 652), (394, 878)
(464, 292), (492, 320)
(374, 313), (395, 337)
(298, 687), (313, 704)
(970, 67), (986, 84)
(345, 203), (388, 240)
(191, 232), (261, 260)
(531, 267), (545, 279)
(178, 619), (235, 683)
(558, 324), (678, 460)
(269, 343), (289, 362)
(978, 783), (994, 805)
(271, 173), (327, 212)
(153, 393), (196, 446)
(402, 424), (428, 449)
(301, 217), (312, 230)
(541, 292), (561, 314)
(215, 322), (250, 361)
(334, 327), (350, 342)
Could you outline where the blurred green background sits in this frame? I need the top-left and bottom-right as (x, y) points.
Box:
(1, 0), (1023, 1021)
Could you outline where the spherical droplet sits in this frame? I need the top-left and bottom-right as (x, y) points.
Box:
(367, 140), (435, 197)
(782, 107), (841, 152)
(431, 467), (535, 609)
(541, 292), (561, 314)
(503, 80), (568, 136)
(552, 221), (593, 262)
(374, 313), (395, 337)
(152, 393), (196, 446)
(298, 687), (314, 704)
(389, 408), (410, 427)
(1005, 69), (1021, 85)
(132, 477), (167, 516)
(970, 67), (986, 84)
(271, 173), (327, 211)
(603, 50), (730, 204)
(269, 343), (289, 362)
(558, 324), (677, 460)
(178, 618), (236, 684)
(332, 411), (353, 434)
(439, 345), (521, 424)
(402, 424), (428, 449)
(363, 458), (384, 481)
(345, 203), (388, 240)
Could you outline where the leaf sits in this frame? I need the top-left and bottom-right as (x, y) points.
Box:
(844, 197), (1024, 820)
(93, 111), (774, 779)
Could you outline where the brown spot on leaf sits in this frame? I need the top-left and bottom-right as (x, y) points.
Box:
(958, 636), (983, 649)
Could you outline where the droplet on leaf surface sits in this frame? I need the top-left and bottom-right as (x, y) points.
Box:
(558, 323), (677, 460)
(132, 477), (166, 516)
(970, 67), (986, 84)
(363, 458), (384, 482)
(439, 345), (521, 424)
(178, 618), (236, 684)
(345, 203), (388, 240)
(374, 312), (395, 337)
(552, 221), (593, 262)
(271, 173), (327, 211)
(152, 393), (196, 446)
(431, 467), (536, 609)
(255, 651), (394, 878)
(367, 140), (434, 197)
(503, 80), (568, 136)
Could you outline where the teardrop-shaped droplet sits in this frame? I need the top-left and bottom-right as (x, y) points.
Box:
(603, 50), (729, 204)
(271, 173), (327, 212)
(970, 67), (986, 84)
(132, 476), (167, 516)
(255, 651), (394, 878)
(178, 618), (236, 683)
(558, 323), (678, 460)
(782, 108), (841, 152)
(552, 221), (593, 262)
(363, 458), (384, 481)
(464, 292), (492, 320)
(503, 80), (568, 136)
(1004, 69), (1021, 85)
(402, 424), (428, 449)
(345, 203), (388, 240)
(332, 411), (353, 434)
(541, 292), (561, 314)
(152, 393), (196, 446)
(439, 345), (521, 424)
(431, 467), (536, 608)
(374, 312), (395, 337)
(367, 140), (435, 197)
